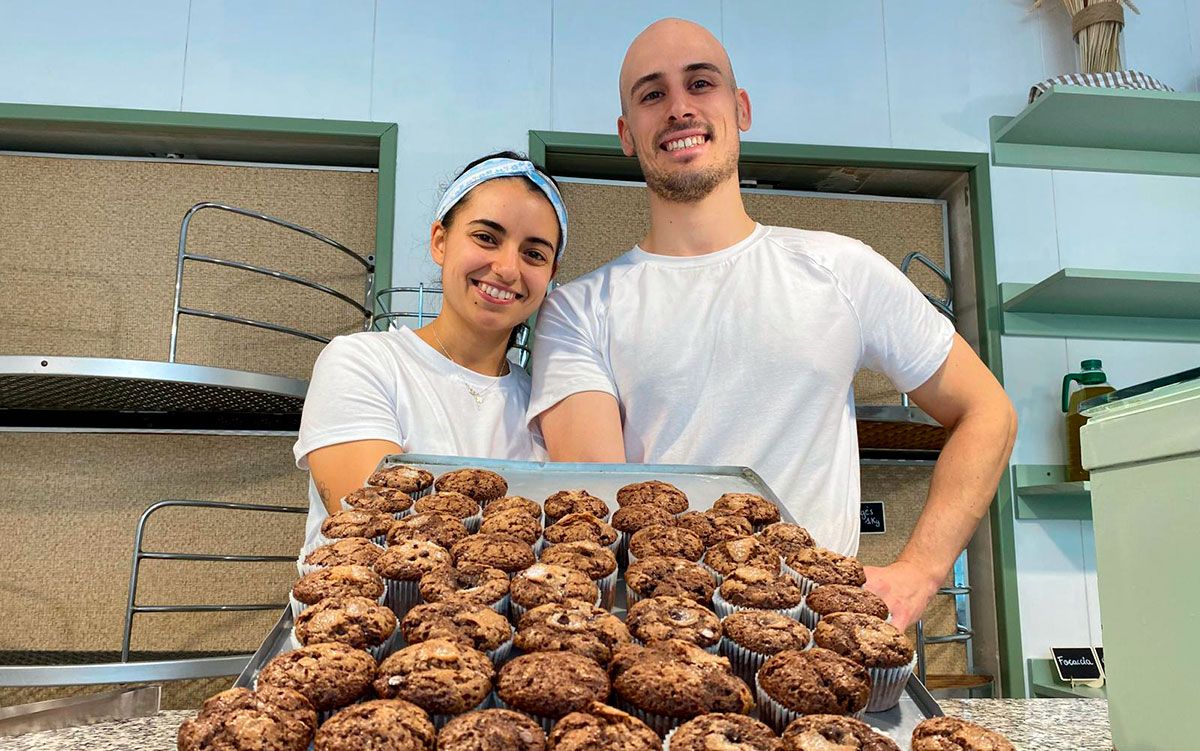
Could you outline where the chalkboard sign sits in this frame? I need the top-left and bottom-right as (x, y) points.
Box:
(1095, 647), (1105, 673)
(860, 502), (886, 535)
(1051, 647), (1103, 682)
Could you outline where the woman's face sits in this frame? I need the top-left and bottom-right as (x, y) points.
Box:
(431, 178), (559, 337)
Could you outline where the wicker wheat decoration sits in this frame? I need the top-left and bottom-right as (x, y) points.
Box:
(1034, 0), (1141, 73)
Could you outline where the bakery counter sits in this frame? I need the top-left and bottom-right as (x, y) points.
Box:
(4, 699), (1112, 750)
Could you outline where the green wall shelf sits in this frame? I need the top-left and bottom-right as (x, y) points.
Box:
(1013, 465), (1091, 521)
(1028, 659), (1108, 699)
(990, 86), (1200, 178)
(1001, 268), (1200, 342)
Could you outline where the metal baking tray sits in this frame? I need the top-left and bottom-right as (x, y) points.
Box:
(238, 454), (942, 747)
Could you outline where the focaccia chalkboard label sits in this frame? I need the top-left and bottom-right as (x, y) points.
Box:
(1094, 647), (1105, 673)
(1051, 647), (1102, 682)
(860, 502), (885, 535)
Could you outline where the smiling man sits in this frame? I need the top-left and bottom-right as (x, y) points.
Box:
(527, 18), (1017, 629)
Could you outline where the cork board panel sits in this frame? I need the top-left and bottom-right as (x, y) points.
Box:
(557, 181), (950, 405)
(858, 465), (966, 676)
(0, 155), (377, 380)
(0, 433), (306, 653)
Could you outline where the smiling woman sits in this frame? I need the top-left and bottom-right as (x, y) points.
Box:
(293, 151), (567, 546)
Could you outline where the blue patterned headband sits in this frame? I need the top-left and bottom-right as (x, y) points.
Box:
(434, 157), (568, 260)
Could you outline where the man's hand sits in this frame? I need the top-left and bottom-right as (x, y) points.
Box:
(863, 560), (943, 632)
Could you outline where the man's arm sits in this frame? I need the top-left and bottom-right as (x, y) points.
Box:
(863, 334), (1017, 631)
(539, 391), (626, 462)
(305, 439), (403, 514)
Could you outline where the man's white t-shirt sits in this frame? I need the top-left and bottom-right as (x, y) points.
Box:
(294, 326), (545, 547)
(528, 224), (953, 556)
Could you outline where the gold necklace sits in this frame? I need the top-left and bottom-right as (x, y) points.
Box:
(431, 329), (504, 407)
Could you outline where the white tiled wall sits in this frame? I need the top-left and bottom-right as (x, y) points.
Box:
(3, 0), (1199, 689)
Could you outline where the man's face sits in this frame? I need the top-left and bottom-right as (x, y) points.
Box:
(617, 21), (751, 203)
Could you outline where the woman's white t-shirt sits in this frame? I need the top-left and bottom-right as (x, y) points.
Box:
(294, 326), (545, 546)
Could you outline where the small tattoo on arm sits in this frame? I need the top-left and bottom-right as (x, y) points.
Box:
(317, 479), (334, 508)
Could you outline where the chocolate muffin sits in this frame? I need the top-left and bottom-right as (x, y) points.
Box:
(370, 466), (435, 494)
(402, 599), (513, 657)
(544, 490), (610, 522)
(294, 596), (397, 653)
(497, 652), (610, 724)
(783, 715), (899, 751)
(711, 494), (780, 527)
(783, 548), (866, 590)
(677, 512), (754, 548)
(480, 508), (543, 546)
(803, 585), (889, 624)
(813, 613), (911, 668)
(302, 538), (385, 570)
(510, 563), (600, 616)
(911, 717), (1016, 751)
(257, 642), (376, 713)
(755, 648), (870, 726)
(514, 601), (632, 665)
(626, 595), (722, 652)
(321, 508), (393, 541)
(292, 565), (385, 608)
(435, 468), (508, 503)
(414, 491), (481, 522)
(721, 611), (812, 658)
(612, 504), (678, 535)
(543, 513), (618, 547)
(756, 523), (815, 559)
(625, 556), (716, 605)
(344, 486), (413, 516)
(439, 708), (547, 751)
(419, 563), (510, 611)
(178, 685), (316, 751)
(539, 540), (618, 582)
(388, 512), (470, 550)
(667, 714), (779, 751)
(610, 639), (753, 732)
(484, 495), (543, 519)
(615, 480), (689, 514)
(549, 702), (661, 751)
(628, 525), (704, 563)
(373, 638), (495, 718)
(715, 567), (803, 616)
(703, 537), (781, 580)
(315, 699), (437, 751)
(452, 533), (537, 573)
(375, 540), (453, 582)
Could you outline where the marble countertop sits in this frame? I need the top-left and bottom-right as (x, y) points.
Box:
(1, 699), (1112, 750)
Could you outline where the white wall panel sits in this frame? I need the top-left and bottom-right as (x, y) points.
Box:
(372, 0), (553, 281)
(182, 0), (375, 119)
(1123, 0), (1197, 93)
(722, 1), (890, 147)
(0, 0), (189, 110)
(883, 0), (1046, 151)
(1014, 519), (1092, 658)
(550, 0), (722, 134)
(1001, 336), (1068, 465)
(990, 166), (1061, 284)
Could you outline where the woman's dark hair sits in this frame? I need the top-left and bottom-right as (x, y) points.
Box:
(438, 150), (561, 238)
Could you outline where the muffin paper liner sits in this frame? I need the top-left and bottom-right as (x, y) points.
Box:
(508, 589), (603, 626)
(720, 633), (814, 689)
(624, 582), (642, 608)
(288, 589), (387, 621)
(462, 510), (482, 534)
(428, 693), (493, 729)
(865, 654), (916, 713)
(778, 561), (820, 597)
(384, 577), (422, 617)
(492, 694), (560, 734)
(699, 559), (727, 587)
(295, 539), (387, 577)
(754, 681), (865, 732)
(617, 530), (632, 572)
(595, 568), (618, 610)
(487, 637), (514, 667)
(711, 589), (804, 622)
(614, 697), (688, 738)
(288, 620), (400, 662)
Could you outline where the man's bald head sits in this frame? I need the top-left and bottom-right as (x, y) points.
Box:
(619, 18), (736, 114)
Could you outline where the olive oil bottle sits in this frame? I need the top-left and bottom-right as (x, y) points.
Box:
(1062, 359), (1115, 482)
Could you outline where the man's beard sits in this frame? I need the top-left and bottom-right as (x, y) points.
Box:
(640, 138), (739, 204)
